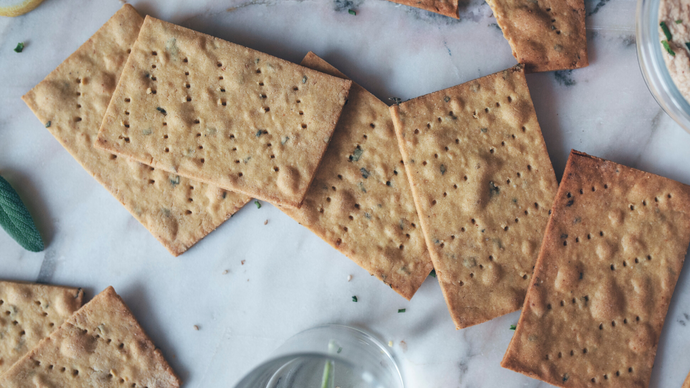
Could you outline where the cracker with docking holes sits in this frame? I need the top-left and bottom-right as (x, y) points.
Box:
(95, 16), (352, 209)
(390, 65), (558, 328)
(0, 281), (83, 377)
(487, 0), (588, 72)
(502, 150), (690, 388)
(280, 52), (434, 300)
(386, 0), (459, 18)
(22, 5), (250, 256)
(0, 286), (180, 387)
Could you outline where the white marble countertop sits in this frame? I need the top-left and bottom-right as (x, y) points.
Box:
(2, 0), (690, 387)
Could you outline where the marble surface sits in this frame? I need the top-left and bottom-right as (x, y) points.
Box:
(1, 0), (690, 386)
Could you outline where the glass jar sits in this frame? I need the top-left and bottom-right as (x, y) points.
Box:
(637, 0), (690, 134)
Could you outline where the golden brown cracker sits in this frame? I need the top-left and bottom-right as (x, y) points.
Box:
(387, 0), (459, 18)
(95, 16), (352, 209)
(684, 370), (690, 388)
(0, 281), (83, 377)
(280, 52), (433, 300)
(390, 65), (558, 327)
(0, 286), (180, 387)
(22, 5), (250, 256)
(487, 0), (588, 72)
(502, 150), (690, 388)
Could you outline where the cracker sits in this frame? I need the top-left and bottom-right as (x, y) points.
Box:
(501, 150), (690, 388)
(95, 16), (352, 209)
(390, 65), (558, 328)
(22, 5), (251, 256)
(386, 0), (459, 18)
(0, 286), (180, 387)
(684, 371), (690, 388)
(487, 0), (588, 72)
(280, 52), (434, 300)
(0, 281), (83, 377)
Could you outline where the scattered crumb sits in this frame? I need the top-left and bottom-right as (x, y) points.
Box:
(193, 325), (199, 331)
(400, 340), (408, 353)
(347, 275), (352, 282)
(241, 260), (246, 265)
(222, 269), (229, 275)
(264, 219), (268, 225)
(388, 340), (393, 347)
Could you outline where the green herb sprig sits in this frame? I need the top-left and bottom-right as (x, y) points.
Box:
(255, 200), (261, 209)
(0, 175), (44, 252)
(14, 42), (24, 53)
(510, 324), (517, 330)
(661, 21), (673, 41)
(348, 9), (356, 15)
(662, 40), (676, 56)
(429, 269), (436, 278)
(398, 308), (406, 313)
(352, 296), (358, 302)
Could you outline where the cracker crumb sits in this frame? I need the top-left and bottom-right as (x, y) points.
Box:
(241, 260), (246, 265)
(400, 340), (408, 353)
(388, 340), (393, 347)
(193, 325), (199, 331)
(222, 270), (229, 275)
(264, 219), (268, 225)
(347, 275), (352, 282)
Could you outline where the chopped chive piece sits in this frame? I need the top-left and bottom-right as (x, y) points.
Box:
(510, 324), (517, 330)
(14, 42), (24, 53)
(677, 19), (683, 24)
(254, 200), (261, 209)
(662, 40), (676, 56)
(45, 121), (51, 128)
(429, 269), (436, 278)
(398, 308), (406, 313)
(352, 296), (358, 302)
(348, 9), (356, 15)
(661, 21), (673, 41)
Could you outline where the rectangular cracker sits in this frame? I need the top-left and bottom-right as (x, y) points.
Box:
(22, 5), (251, 257)
(95, 16), (352, 209)
(0, 281), (83, 377)
(502, 150), (690, 388)
(387, 0), (459, 18)
(390, 65), (558, 328)
(0, 286), (180, 387)
(280, 52), (434, 300)
(487, 0), (588, 72)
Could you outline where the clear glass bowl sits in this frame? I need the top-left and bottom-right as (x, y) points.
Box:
(637, 0), (690, 134)
(233, 324), (404, 388)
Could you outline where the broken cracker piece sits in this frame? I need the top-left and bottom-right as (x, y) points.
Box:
(280, 52), (433, 300)
(386, 0), (459, 19)
(95, 16), (352, 209)
(0, 286), (180, 387)
(22, 5), (250, 256)
(0, 281), (83, 377)
(487, 0), (588, 72)
(390, 64), (558, 327)
(502, 150), (690, 388)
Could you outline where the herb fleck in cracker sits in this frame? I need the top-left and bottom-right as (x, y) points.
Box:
(390, 65), (557, 327)
(502, 150), (690, 388)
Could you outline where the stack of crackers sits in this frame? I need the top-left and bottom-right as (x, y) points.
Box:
(0, 282), (179, 387)
(20, 4), (690, 387)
